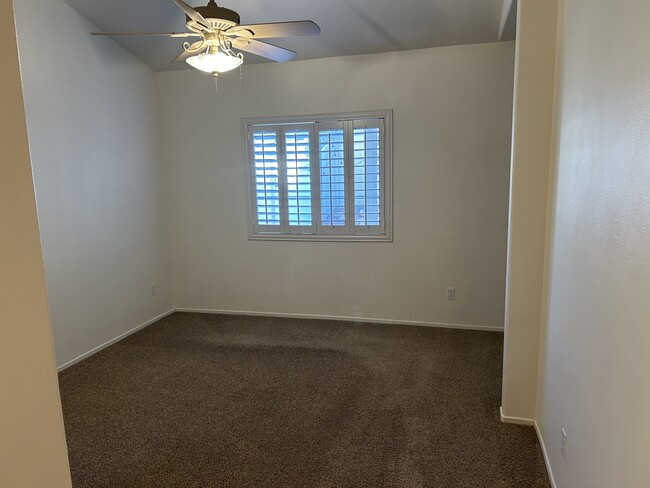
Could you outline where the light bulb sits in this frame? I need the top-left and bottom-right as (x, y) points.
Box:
(186, 51), (243, 74)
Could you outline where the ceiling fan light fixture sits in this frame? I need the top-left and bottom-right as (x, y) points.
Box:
(186, 50), (243, 74)
(91, 1), (320, 74)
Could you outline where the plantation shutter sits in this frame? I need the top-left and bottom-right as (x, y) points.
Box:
(350, 118), (384, 235)
(245, 111), (391, 240)
(251, 126), (282, 233)
(282, 124), (316, 234)
(317, 121), (348, 235)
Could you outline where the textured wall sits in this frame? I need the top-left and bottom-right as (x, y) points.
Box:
(0, 1), (71, 485)
(157, 42), (515, 329)
(537, 0), (650, 486)
(501, 0), (558, 420)
(14, 0), (172, 367)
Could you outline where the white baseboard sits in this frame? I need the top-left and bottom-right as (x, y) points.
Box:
(55, 308), (500, 372)
(534, 420), (558, 488)
(175, 308), (504, 332)
(499, 408), (557, 487)
(56, 308), (175, 372)
(499, 406), (535, 426)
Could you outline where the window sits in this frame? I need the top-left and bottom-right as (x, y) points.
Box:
(244, 111), (392, 241)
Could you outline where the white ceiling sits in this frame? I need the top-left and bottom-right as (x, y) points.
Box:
(62, 0), (512, 72)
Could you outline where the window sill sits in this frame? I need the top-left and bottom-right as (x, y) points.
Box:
(247, 233), (393, 243)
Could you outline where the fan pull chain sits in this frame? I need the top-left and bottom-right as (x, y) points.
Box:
(214, 74), (218, 94)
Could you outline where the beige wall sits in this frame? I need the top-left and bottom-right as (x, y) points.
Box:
(536, 0), (650, 486)
(156, 42), (515, 329)
(0, 2), (71, 486)
(13, 0), (173, 368)
(501, 0), (558, 420)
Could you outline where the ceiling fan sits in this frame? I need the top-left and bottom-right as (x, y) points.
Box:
(92, 0), (320, 76)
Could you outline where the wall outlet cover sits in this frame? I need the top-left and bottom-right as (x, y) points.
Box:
(447, 287), (456, 300)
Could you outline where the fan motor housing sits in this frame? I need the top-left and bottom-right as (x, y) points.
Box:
(190, 4), (240, 25)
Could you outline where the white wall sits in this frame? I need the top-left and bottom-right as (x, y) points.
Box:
(537, 0), (650, 486)
(13, 0), (172, 367)
(501, 0), (558, 421)
(157, 42), (515, 329)
(0, 1), (71, 485)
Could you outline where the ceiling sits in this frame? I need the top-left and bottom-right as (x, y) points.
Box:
(62, 0), (512, 72)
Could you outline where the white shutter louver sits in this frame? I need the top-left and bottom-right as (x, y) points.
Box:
(318, 122), (347, 232)
(252, 128), (282, 231)
(352, 119), (383, 232)
(284, 128), (314, 230)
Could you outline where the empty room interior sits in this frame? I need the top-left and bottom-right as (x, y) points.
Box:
(2, 0), (649, 486)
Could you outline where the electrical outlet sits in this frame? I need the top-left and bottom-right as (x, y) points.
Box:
(561, 428), (567, 460)
(447, 287), (456, 300)
(151, 284), (157, 297)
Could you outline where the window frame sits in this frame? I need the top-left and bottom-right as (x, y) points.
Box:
(243, 110), (393, 242)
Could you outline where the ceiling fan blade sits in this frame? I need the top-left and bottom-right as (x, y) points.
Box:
(173, 41), (205, 63)
(173, 0), (212, 31)
(91, 31), (201, 38)
(226, 20), (320, 39)
(231, 39), (296, 63)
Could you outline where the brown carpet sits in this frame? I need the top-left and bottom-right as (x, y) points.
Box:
(58, 312), (550, 488)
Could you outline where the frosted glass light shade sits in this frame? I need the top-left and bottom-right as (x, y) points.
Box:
(186, 52), (243, 74)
